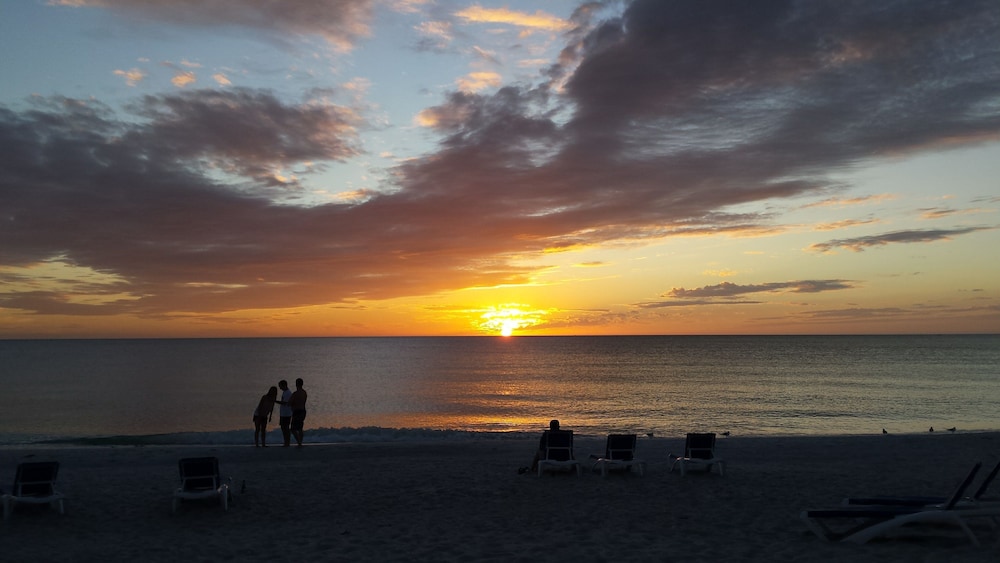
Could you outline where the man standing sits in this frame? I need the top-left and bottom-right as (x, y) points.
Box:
(277, 380), (293, 447)
(289, 378), (308, 447)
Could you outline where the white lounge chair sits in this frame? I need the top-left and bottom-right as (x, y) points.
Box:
(669, 433), (725, 476)
(172, 457), (231, 513)
(2, 461), (66, 521)
(843, 460), (1000, 508)
(537, 430), (582, 477)
(590, 434), (645, 477)
(801, 462), (1000, 546)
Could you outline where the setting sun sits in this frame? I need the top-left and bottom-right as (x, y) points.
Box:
(479, 304), (545, 336)
(500, 319), (517, 337)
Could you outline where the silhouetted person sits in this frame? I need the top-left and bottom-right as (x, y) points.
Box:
(289, 378), (308, 447)
(527, 419), (567, 472)
(276, 380), (293, 447)
(253, 386), (278, 447)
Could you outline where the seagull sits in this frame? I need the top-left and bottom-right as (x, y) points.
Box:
(947, 427), (957, 432)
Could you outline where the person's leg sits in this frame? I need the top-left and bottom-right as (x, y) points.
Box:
(291, 411), (305, 446)
(280, 417), (291, 447)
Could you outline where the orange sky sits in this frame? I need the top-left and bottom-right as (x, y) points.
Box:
(1, 1), (998, 338)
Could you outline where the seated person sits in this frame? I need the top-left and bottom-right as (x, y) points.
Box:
(527, 419), (569, 472)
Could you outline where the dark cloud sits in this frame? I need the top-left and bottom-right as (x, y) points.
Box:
(636, 279), (855, 308)
(809, 227), (993, 252)
(3, 0), (1000, 320)
(637, 299), (762, 309)
(668, 280), (856, 298)
(58, 0), (374, 49)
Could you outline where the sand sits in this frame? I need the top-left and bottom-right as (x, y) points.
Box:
(1, 432), (998, 562)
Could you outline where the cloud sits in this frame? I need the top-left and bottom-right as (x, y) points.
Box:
(54, 0), (374, 51)
(171, 71), (196, 88)
(456, 71), (502, 93)
(636, 279), (855, 308)
(3, 0), (1000, 319)
(809, 227), (993, 253)
(113, 68), (146, 86)
(414, 20), (453, 50)
(801, 194), (897, 209)
(814, 218), (880, 231)
(455, 6), (571, 32)
(670, 280), (856, 298)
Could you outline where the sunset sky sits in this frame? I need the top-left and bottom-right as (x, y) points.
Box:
(1, 0), (998, 338)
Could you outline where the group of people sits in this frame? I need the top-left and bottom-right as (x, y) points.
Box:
(252, 378), (307, 447)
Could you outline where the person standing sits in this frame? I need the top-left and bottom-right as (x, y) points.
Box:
(289, 378), (308, 447)
(253, 386), (278, 447)
(277, 380), (293, 447)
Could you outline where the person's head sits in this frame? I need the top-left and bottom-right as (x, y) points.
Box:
(278, 380), (288, 390)
(295, 378), (304, 389)
(549, 419), (560, 431)
(268, 386), (278, 397)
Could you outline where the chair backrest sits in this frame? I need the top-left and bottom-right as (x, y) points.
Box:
(544, 430), (574, 462)
(972, 460), (1000, 500)
(178, 457), (221, 491)
(685, 433), (717, 460)
(605, 434), (637, 461)
(12, 461), (59, 497)
(944, 461), (982, 510)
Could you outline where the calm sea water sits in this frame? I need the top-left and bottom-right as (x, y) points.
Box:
(0, 335), (997, 445)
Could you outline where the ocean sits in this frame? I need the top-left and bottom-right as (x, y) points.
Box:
(0, 335), (997, 445)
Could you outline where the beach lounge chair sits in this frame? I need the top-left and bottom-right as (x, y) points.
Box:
(843, 460), (1000, 508)
(590, 434), (645, 477)
(172, 457), (231, 513)
(801, 461), (1000, 546)
(537, 430), (582, 477)
(669, 433), (725, 476)
(2, 461), (66, 521)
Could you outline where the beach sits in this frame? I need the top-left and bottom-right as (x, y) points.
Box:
(2, 432), (998, 562)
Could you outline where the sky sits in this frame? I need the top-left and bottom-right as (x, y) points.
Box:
(1, 0), (998, 338)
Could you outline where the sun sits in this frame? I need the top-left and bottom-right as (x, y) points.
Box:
(479, 304), (544, 336)
(499, 319), (517, 337)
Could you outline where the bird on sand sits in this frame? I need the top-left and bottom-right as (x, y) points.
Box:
(721, 431), (731, 437)
(882, 428), (888, 434)
(929, 427), (934, 432)
(947, 427), (957, 432)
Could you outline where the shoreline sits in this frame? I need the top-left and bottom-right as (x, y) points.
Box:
(2, 433), (999, 561)
(6, 426), (1000, 449)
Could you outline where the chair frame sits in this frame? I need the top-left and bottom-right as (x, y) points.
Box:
(801, 462), (1000, 546)
(2, 461), (66, 521)
(669, 433), (725, 476)
(172, 457), (231, 513)
(591, 434), (645, 477)
(537, 430), (582, 477)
